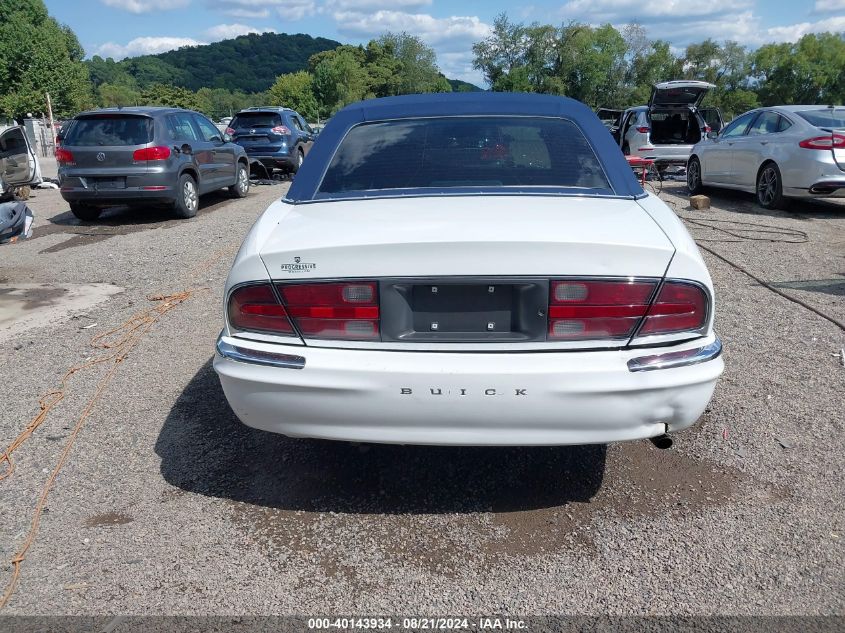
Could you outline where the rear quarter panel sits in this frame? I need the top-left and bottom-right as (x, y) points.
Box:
(635, 193), (714, 304)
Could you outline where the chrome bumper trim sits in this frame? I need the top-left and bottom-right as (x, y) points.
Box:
(627, 338), (722, 372)
(216, 335), (305, 370)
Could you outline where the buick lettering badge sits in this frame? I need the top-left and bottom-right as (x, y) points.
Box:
(401, 388), (527, 396)
(281, 256), (316, 273)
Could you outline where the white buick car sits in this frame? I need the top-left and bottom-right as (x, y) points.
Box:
(214, 93), (723, 446)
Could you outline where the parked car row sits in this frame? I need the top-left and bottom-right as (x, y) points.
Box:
(53, 104), (316, 221)
(599, 81), (845, 209)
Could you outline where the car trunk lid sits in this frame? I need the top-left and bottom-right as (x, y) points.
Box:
(794, 107), (845, 171)
(258, 196), (678, 347)
(60, 113), (153, 178)
(649, 81), (715, 110)
(231, 112), (290, 146)
(261, 196), (674, 279)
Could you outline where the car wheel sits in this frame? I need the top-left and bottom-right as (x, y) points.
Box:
(687, 156), (705, 195)
(756, 163), (788, 210)
(70, 202), (101, 222)
(229, 163), (250, 198)
(173, 173), (199, 219)
(291, 149), (304, 174)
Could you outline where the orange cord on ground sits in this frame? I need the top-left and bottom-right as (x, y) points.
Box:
(0, 290), (198, 610)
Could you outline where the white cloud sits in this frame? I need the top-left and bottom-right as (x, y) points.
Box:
(326, 0), (432, 10)
(96, 36), (204, 59)
(560, 0), (845, 49)
(276, 0), (316, 20)
(764, 16), (845, 43)
(101, 0), (190, 12)
(208, 0), (314, 20)
(814, 0), (845, 12)
(218, 8), (270, 18)
(561, 0), (752, 21)
(626, 11), (761, 46)
(437, 51), (485, 87)
(204, 23), (275, 40)
(333, 11), (491, 52)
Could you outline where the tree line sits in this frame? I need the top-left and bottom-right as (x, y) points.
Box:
(473, 15), (845, 118)
(1, 2), (843, 124)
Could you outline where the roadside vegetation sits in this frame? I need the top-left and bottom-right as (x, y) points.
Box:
(474, 15), (845, 119)
(0, 1), (843, 123)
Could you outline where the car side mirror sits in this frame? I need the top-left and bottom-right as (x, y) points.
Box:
(223, 133), (232, 143)
(707, 130), (718, 140)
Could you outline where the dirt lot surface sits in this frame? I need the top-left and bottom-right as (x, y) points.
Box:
(0, 179), (843, 616)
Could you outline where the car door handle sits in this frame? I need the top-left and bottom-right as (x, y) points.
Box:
(759, 141), (768, 145)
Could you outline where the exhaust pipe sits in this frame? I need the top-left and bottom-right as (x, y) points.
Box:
(650, 434), (673, 450)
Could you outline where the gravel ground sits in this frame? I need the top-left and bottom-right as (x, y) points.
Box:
(0, 179), (843, 616)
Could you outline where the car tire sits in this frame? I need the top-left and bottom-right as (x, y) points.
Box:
(173, 173), (199, 219)
(229, 163), (250, 198)
(687, 156), (705, 195)
(291, 148), (304, 174)
(756, 162), (788, 210)
(70, 202), (101, 222)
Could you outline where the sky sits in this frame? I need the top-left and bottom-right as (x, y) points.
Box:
(44, 0), (845, 86)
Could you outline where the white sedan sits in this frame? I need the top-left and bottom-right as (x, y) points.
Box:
(214, 93), (723, 446)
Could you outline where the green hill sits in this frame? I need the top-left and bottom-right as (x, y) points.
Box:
(88, 32), (342, 94)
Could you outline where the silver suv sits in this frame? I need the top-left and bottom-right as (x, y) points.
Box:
(58, 107), (250, 221)
(611, 81), (723, 167)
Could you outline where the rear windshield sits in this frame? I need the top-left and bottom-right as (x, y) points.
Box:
(63, 115), (153, 146)
(231, 112), (282, 128)
(795, 108), (845, 129)
(316, 116), (612, 198)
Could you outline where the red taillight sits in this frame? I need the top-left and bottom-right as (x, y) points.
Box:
(228, 284), (295, 335)
(55, 148), (75, 165)
(704, 125), (712, 134)
(636, 126), (650, 134)
(638, 281), (707, 336)
(225, 127), (235, 136)
(278, 282), (379, 340)
(547, 279), (708, 340)
(272, 125), (291, 135)
(548, 280), (656, 340)
(799, 134), (845, 150)
(132, 146), (171, 161)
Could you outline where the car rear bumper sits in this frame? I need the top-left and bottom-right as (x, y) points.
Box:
(787, 180), (845, 198)
(213, 333), (724, 446)
(240, 148), (295, 169)
(250, 156), (296, 169)
(633, 146), (692, 166)
(59, 187), (176, 206)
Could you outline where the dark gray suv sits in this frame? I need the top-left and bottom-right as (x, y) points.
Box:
(58, 107), (250, 221)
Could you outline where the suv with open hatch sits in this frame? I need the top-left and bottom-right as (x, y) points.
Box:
(612, 81), (723, 167)
(57, 107), (250, 221)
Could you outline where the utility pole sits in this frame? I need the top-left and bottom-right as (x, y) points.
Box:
(45, 92), (55, 150)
